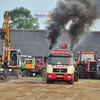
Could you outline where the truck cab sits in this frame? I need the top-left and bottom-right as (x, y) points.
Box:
(35, 58), (46, 76)
(21, 58), (35, 77)
(42, 49), (78, 84)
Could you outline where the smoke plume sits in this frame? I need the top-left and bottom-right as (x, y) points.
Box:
(45, 0), (100, 50)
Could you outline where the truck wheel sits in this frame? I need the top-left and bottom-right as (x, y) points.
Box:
(75, 66), (79, 72)
(46, 80), (51, 84)
(92, 68), (99, 79)
(51, 80), (54, 84)
(74, 72), (78, 82)
(22, 70), (29, 77)
(99, 67), (100, 79)
(84, 74), (90, 79)
(78, 65), (84, 79)
(67, 80), (74, 84)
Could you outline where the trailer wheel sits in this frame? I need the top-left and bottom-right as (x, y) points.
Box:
(91, 68), (99, 79)
(67, 80), (74, 84)
(22, 70), (29, 77)
(78, 65), (84, 79)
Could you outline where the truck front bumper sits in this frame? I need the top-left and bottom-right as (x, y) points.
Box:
(47, 73), (74, 81)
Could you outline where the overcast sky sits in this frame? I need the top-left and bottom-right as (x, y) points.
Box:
(0, 0), (100, 31)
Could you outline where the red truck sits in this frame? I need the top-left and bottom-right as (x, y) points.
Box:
(41, 47), (78, 84)
(35, 58), (46, 76)
(74, 52), (99, 79)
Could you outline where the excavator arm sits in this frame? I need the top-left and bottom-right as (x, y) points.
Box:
(0, 11), (10, 67)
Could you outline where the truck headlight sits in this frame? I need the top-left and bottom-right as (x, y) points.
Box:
(0, 68), (3, 71)
(68, 76), (71, 78)
(49, 75), (52, 77)
(9, 69), (12, 71)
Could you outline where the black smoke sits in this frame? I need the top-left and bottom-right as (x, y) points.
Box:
(45, 0), (100, 50)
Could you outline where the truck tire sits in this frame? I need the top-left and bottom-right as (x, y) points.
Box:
(78, 65), (85, 79)
(75, 66), (79, 72)
(67, 80), (74, 84)
(46, 80), (51, 84)
(74, 72), (78, 82)
(74, 66), (79, 82)
(99, 67), (100, 79)
(92, 68), (99, 79)
(22, 70), (29, 77)
(84, 74), (90, 79)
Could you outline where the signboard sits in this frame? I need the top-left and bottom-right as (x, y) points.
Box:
(33, 10), (50, 18)
(52, 50), (69, 54)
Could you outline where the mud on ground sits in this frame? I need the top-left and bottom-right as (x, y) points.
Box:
(0, 79), (100, 100)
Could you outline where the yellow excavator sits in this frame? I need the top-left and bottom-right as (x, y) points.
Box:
(0, 11), (22, 80)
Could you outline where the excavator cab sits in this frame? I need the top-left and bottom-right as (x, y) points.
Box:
(9, 49), (22, 67)
(10, 51), (17, 65)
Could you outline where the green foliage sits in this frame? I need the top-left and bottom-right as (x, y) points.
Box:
(9, 7), (39, 29)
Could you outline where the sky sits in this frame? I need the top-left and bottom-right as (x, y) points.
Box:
(0, 0), (100, 31)
(0, 0), (57, 29)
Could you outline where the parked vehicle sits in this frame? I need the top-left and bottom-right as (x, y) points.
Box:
(35, 57), (46, 76)
(21, 58), (35, 77)
(74, 52), (99, 79)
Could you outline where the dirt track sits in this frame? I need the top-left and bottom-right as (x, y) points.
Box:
(0, 79), (100, 100)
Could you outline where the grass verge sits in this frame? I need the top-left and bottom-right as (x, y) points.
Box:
(79, 79), (100, 82)
(21, 75), (42, 79)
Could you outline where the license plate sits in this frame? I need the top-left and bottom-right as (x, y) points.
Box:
(57, 76), (63, 77)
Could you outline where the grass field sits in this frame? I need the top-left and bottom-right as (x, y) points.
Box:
(79, 79), (100, 82)
(21, 75), (42, 79)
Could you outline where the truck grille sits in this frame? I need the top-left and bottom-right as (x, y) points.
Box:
(53, 68), (67, 73)
(89, 62), (97, 71)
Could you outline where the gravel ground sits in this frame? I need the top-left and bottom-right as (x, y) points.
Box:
(0, 79), (100, 100)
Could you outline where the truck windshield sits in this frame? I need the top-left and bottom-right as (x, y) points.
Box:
(48, 56), (73, 65)
(81, 54), (94, 61)
(26, 60), (32, 64)
(22, 57), (32, 65)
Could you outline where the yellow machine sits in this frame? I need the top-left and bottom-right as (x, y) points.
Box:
(0, 11), (22, 79)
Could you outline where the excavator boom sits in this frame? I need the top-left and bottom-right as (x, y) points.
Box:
(0, 11), (10, 67)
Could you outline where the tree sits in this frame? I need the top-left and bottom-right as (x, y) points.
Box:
(9, 7), (39, 29)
